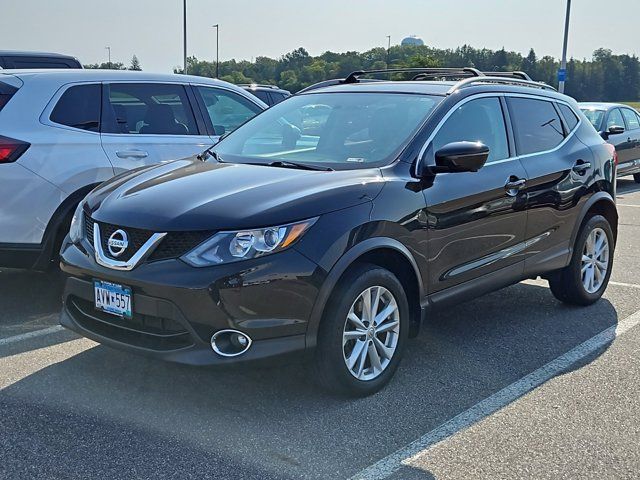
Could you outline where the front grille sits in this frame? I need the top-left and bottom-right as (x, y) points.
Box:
(68, 296), (193, 351)
(84, 213), (213, 263)
(149, 230), (213, 261)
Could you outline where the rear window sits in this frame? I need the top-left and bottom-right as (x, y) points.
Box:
(50, 84), (101, 132)
(558, 103), (579, 131)
(103, 83), (198, 135)
(507, 97), (565, 155)
(0, 81), (18, 112)
(622, 108), (640, 130)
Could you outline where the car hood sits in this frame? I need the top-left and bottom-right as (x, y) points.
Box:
(86, 159), (385, 231)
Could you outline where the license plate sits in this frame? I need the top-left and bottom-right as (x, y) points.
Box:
(94, 279), (132, 319)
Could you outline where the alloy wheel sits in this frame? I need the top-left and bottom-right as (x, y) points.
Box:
(581, 227), (610, 294)
(342, 286), (400, 381)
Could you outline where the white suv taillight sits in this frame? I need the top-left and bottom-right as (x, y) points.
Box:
(0, 135), (30, 163)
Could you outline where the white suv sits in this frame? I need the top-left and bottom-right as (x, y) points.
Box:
(0, 69), (266, 269)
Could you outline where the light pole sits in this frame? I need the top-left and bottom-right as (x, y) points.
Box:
(386, 35), (391, 68)
(105, 46), (111, 68)
(183, 0), (188, 74)
(212, 24), (219, 78)
(559, 0), (572, 93)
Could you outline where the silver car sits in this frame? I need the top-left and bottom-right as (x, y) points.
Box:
(0, 69), (265, 269)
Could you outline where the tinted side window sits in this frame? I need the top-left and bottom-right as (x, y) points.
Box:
(432, 97), (509, 163)
(558, 103), (579, 131)
(104, 83), (198, 135)
(270, 93), (288, 105)
(50, 84), (101, 132)
(250, 90), (272, 104)
(196, 87), (262, 135)
(607, 109), (625, 130)
(622, 109), (640, 130)
(507, 97), (565, 155)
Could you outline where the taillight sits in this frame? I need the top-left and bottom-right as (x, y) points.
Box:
(0, 136), (30, 163)
(605, 143), (618, 166)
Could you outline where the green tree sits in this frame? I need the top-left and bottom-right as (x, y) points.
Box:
(129, 55), (142, 71)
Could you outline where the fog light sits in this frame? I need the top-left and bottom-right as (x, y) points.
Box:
(211, 329), (252, 357)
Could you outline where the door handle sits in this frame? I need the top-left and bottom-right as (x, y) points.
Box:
(116, 150), (149, 159)
(572, 160), (591, 174)
(504, 177), (526, 196)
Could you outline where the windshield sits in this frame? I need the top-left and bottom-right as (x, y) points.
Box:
(213, 92), (442, 169)
(580, 108), (605, 131)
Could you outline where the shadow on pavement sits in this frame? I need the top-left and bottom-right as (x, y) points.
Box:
(0, 282), (620, 479)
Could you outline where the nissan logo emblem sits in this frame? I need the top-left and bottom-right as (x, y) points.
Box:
(107, 229), (129, 257)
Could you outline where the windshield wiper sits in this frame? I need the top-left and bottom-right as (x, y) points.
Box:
(262, 160), (333, 171)
(196, 145), (224, 163)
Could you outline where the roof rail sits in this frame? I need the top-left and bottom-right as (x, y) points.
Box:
(238, 83), (281, 90)
(447, 76), (557, 94)
(481, 71), (532, 81)
(343, 67), (483, 84)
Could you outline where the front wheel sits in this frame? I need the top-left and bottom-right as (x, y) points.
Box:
(549, 215), (614, 305)
(313, 264), (409, 397)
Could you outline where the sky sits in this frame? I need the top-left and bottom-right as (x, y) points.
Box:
(2, 0), (638, 73)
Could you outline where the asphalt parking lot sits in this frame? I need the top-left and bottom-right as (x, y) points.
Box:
(1, 179), (640, 480)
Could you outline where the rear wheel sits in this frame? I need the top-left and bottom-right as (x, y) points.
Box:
(549, 215), (614, 305)
(313, 264), (409, 396)
(634, 173), (640, 183)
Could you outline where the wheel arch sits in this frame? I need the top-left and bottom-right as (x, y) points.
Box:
(570, 192), (618, 251)
(33, 182), (101, 270)
(305, 238), (425, 349)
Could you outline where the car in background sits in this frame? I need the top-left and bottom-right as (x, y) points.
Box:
(0, 69), (266, 270)
(0, 50), (82, 69)
(579, 102), (640, 183)
(240, 84), (291, 106)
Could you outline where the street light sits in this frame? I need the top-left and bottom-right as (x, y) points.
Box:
(183, 0), (188, 74)
(212, 24), (220, 78)
(386, 35), (391, 68)
(105, 46), (111, 68)
(559, 0), (572, 93)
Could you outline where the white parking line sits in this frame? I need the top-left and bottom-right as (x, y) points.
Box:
(610, 281), (640, 289)
(617, 204), (640, 208)
(0, 325), (64, 347)
(350, 307), (640, 480)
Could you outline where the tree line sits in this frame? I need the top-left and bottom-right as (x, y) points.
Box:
(181, 45), (639, 102)
(84, 45), (640, 102)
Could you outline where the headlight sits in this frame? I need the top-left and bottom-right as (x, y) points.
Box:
(69, 202), (85, 244)
(181, 218), (317, 267)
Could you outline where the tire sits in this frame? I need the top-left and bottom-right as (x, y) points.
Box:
(634, 173), (640, 184)
(313, 263), (410, 397)
(549, 215), (614, 306)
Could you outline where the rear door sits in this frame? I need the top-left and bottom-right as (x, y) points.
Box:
(505, 96), (592, 274)
(423, 95), (529, 292)
(99, 82), (211, 174)
(620, 107), (640, 169)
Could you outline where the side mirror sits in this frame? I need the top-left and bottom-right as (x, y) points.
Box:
(608, 125), (625, 135)
(432, 141), (489, 174)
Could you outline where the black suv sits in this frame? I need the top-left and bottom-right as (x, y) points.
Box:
(60, 68), (618, 396)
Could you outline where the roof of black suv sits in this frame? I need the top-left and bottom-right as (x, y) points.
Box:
(298, 68), (565, 101)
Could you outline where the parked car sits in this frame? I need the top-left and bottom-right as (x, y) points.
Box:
(59, 68), (617, 396)
(240, 84), (291, 106)
(0, 69), (266, 270)
(579, 102), (640, 183)
(0, 50), (82, 69)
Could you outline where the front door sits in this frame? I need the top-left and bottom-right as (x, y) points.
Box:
(422, 96), (528, 292)
(100, 82), (212, 174)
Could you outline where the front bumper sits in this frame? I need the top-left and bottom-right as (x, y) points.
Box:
(59, 240), (325, 366)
